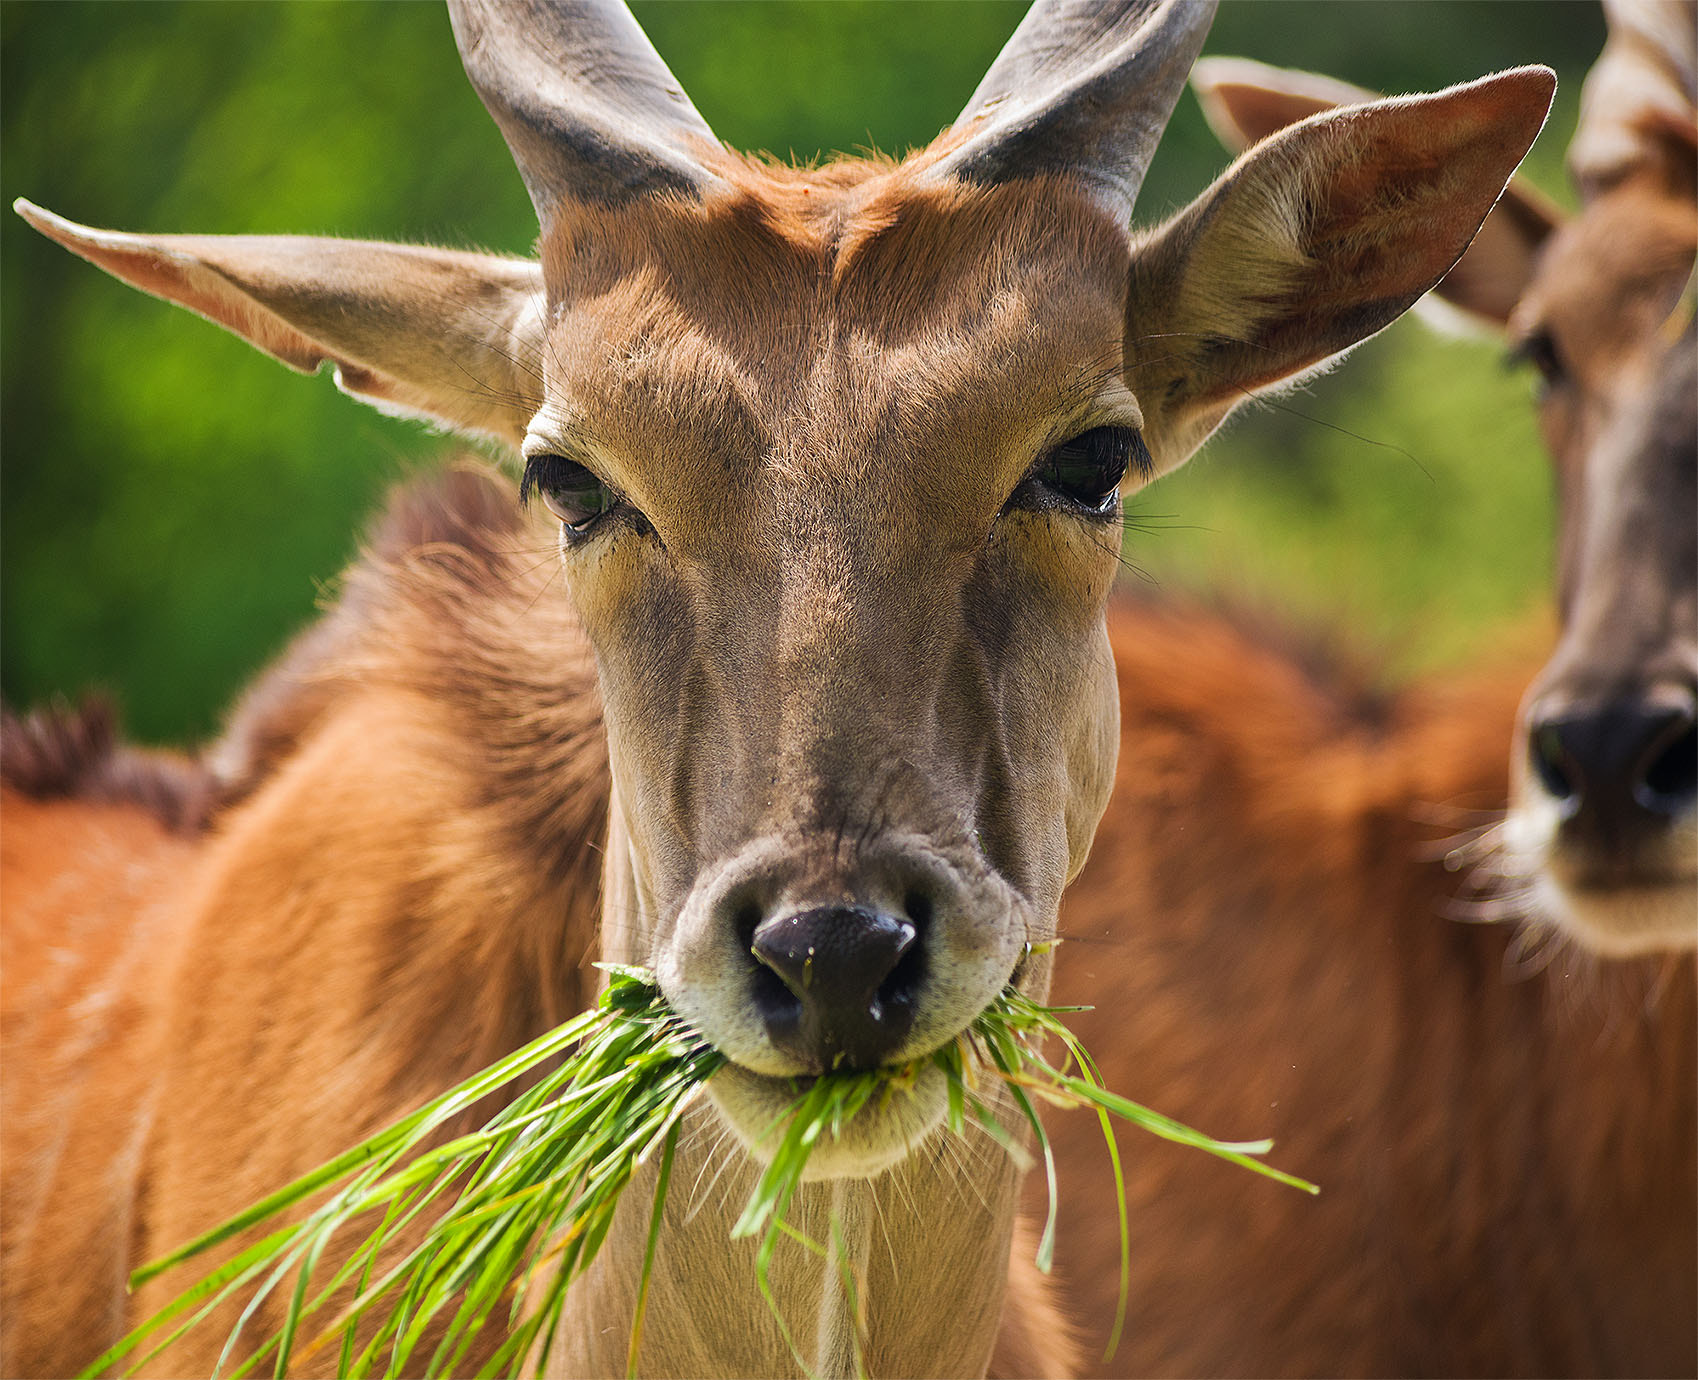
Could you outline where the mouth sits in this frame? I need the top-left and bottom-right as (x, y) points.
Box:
(1559, 870), (1697, 894)
(1505, 798), (1694, 888)
(704, 946), (1051, 1180)
(706, 1055), (954, 1181)
(1528, 863), (1698, 957)
(672, 928), (1053, 1180)
(1536, 829), (1697, 898)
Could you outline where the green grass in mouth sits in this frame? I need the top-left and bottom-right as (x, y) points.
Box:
(86, 960), (1315, 1380)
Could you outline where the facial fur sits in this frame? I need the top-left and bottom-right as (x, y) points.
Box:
(529, 164), (1130, 1164)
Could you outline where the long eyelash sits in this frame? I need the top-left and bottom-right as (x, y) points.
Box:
(1125, 429), (1154, 481)
(517, 457), (543, 510)
(518, 454), (569, 510)
(1078, 426), (1152, 484)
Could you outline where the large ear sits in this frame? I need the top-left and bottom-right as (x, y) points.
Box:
(447, 0), (725, 220)
(1128, 66), (1557, 467)
(1569, 0), (1697, 195)
(924, 0), (1217, 222)
(1190, 57), (1565, 326)
(12, 200), (544, 449)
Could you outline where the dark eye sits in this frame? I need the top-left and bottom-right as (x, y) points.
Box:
(1025, 426), (1150, 515)
(1508, 328), (1567, 393)
(520, 453), (616, 532)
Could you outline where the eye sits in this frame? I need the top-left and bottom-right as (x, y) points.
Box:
(520, 453), (617, 532)
(1024, 426), (1151, 515)
(1507, 328), (1567, 394)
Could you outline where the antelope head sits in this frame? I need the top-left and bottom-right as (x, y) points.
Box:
(1194, 0), (1696, 959)
(1510, 0), (1697, 955)
(14, 0), (1556, 1186)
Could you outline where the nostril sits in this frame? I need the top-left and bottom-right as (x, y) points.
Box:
(1641, 722), (1697, 810)
(749, 906), (919, 1071)
(732, 898), (763, 953)
(874, 936), (925, 1022)
(750, 960), (802, 1037)
(1530, 722), (1578, 803)
(881, 890), (932, 1013)
(1533, 699), (1697, 837)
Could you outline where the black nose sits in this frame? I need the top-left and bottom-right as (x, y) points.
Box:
(1529, 699), (1697, 845)
(749, 905), (920, 1072)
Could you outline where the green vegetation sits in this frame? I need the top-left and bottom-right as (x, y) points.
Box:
(1, 3), (1602, 740)
(86, 964), (1310, 1380)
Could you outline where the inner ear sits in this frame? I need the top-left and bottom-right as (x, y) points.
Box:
(1189, 57), (1564, 327)
(1124, 66), (1556, 466)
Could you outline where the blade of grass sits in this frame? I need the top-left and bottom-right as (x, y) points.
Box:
(625, 1119), (678, 1379)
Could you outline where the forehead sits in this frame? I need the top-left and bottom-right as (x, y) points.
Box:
(534, 164), (1133, 500)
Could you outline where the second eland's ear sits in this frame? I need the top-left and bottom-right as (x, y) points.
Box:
(925, 0), (1217, 223)
(1191, 56), (1374, 146)
(13, 200), (546, 449)
(1127, 66), (1558, 466)
(1190, 56), (1566, 326)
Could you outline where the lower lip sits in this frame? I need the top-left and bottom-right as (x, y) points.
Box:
(706, 1059), (954, 1179)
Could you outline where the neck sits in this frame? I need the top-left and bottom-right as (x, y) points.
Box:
(546, 1128), (1021, 1378)
(547, 810), (1021, 1379)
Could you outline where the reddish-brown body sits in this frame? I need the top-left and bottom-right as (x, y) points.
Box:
(12, 503), (1692, 1378)
(1, 791), (195, 1376)
(1046, 600), (1697, 1377)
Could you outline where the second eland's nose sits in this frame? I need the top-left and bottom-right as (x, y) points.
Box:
(750, 905), (919, 1072)
(1529, 699), (1698, 846)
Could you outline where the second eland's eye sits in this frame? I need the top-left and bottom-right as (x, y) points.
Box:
(521, 453), (617, 533)
(1029, 426), (1151, 514)
(1508, 328), (1567, 395)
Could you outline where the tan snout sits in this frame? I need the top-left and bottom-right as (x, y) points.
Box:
(658, 830), (1031, 1081)
(654, 826), (1036, 1178)
(1510, 666), (1698, 953)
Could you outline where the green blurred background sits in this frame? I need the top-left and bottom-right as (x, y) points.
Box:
(1, 2), (1603, 745)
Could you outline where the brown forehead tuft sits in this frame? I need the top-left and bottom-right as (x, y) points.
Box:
(538, 146), (888, 278)
(829, 173), (1131, 343)
(539, 145), (1128, 314)
(701, 145), (898, 246)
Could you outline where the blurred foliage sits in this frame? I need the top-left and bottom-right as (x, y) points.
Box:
(2, 2), (1604, 743)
